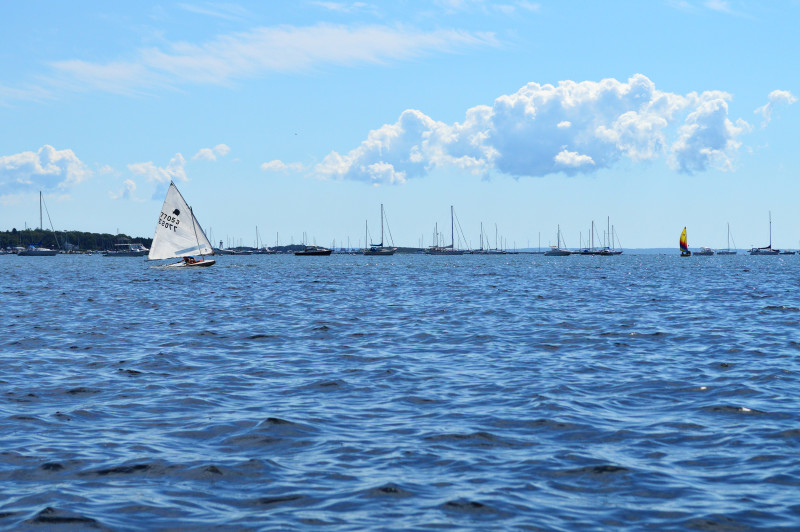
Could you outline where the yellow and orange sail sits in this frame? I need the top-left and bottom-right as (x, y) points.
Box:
(680, 227), (689, 253)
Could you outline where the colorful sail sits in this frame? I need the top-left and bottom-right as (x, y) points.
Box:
(679, 227), (689, 253)
(148, 182), (214, 260)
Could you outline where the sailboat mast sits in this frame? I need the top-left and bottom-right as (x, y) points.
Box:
(380, 204), (384, 246)
(39, 191), (43, 230)
(450, 205), (454, 249)
(769, 211), (772, 248)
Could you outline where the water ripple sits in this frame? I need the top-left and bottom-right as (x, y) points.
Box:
(1, 254), (799, 529)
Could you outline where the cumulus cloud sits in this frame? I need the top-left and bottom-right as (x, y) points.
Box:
(128, 153), (187, 183)
(110, 179), (138, 200)
(754, 90), (797, 127)
(0, 145), (91, 196)
(192, 144), (230, 161)
(261, 160), (307, 173)
(312, 75), (788, 182)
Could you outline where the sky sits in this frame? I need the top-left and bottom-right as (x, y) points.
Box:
(1, 0), (799, 250)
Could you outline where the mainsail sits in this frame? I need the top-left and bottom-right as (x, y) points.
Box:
(148, 182), (214, 260)
(679, 227), (689, 253)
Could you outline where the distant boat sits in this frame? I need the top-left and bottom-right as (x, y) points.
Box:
(363, 204), (396, 256)
(749, 212), (781, 255)
(148, 182), (216, 267)
(544, 225), (571, 256)
(680, 227), (691, 257)
(17, 191), (59, 256)
(426, 206), (465, 255)
(716, 223), (737, 255)
(103, 243), (149, 257)
(295, 245), (332, 256)
(17, 243), (58, 256)
(695, 246), (715, 256)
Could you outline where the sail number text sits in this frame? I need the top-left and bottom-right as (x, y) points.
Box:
(159, 212), (181, 232)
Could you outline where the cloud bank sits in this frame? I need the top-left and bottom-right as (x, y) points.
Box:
(312, 75), (794, 183)
(0, 145), (91, 197)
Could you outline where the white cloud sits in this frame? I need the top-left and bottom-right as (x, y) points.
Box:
(669, 96), (745, 173)
(46, 24), (496, 95)
(0, 145), (91, 196)
(312, 74), (769, 183)
(193, 144), (231, 161)
(261, 160), (307, 173)
(554, 149), (595, 169)
(754, 90), (797, 127)
(110, 179), (138, 200)
(128, 153), (187, 183)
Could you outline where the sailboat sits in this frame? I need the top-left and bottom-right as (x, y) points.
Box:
(544, 225), (571, 256)
(18, 191), (59, 256)
(716, 223), (737, 255)
(749, 211), (781, 255)
(680, 227), (691, 257)
(363, 204), (396, 256)
(426, 206), (465, 255)
(148, 182), (216, 267)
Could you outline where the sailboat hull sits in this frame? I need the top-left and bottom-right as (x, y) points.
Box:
(363, 248), (396, 256)
(165, 259), (216, 268)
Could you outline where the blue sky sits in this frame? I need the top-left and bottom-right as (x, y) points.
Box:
(1, 0), (798, 249)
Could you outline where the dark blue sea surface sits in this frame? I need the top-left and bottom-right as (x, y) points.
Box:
(1, 253), (799, 530)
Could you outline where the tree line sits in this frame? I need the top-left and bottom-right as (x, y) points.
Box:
(1, 228), (152, 251)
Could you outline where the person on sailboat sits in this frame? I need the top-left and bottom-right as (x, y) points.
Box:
(183, 256), (197, 265)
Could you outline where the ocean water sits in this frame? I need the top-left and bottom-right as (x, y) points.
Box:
(1, 253), (799, 530)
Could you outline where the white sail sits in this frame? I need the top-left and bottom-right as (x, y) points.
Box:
(148, 182), (214, 260)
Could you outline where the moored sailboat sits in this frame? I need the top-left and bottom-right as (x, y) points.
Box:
(363, 204), (396, 256)
(426, 206), (465, 255)
(749, 212), (780, 255)
(716, 223), (737, 255)
(544, 225), (571, 256)
(680, 227), (691, 257)
(17, 191), (59, 256)
(148, 182), (216, 267)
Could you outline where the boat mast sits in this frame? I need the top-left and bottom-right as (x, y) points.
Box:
(39, 191), (43, 230)
(380, 204), (384, 246)
(450, 205), (455, 249)
(769, 211), (772, 249)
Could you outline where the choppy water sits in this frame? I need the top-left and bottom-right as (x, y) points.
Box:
(1, 253), (799, 530)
